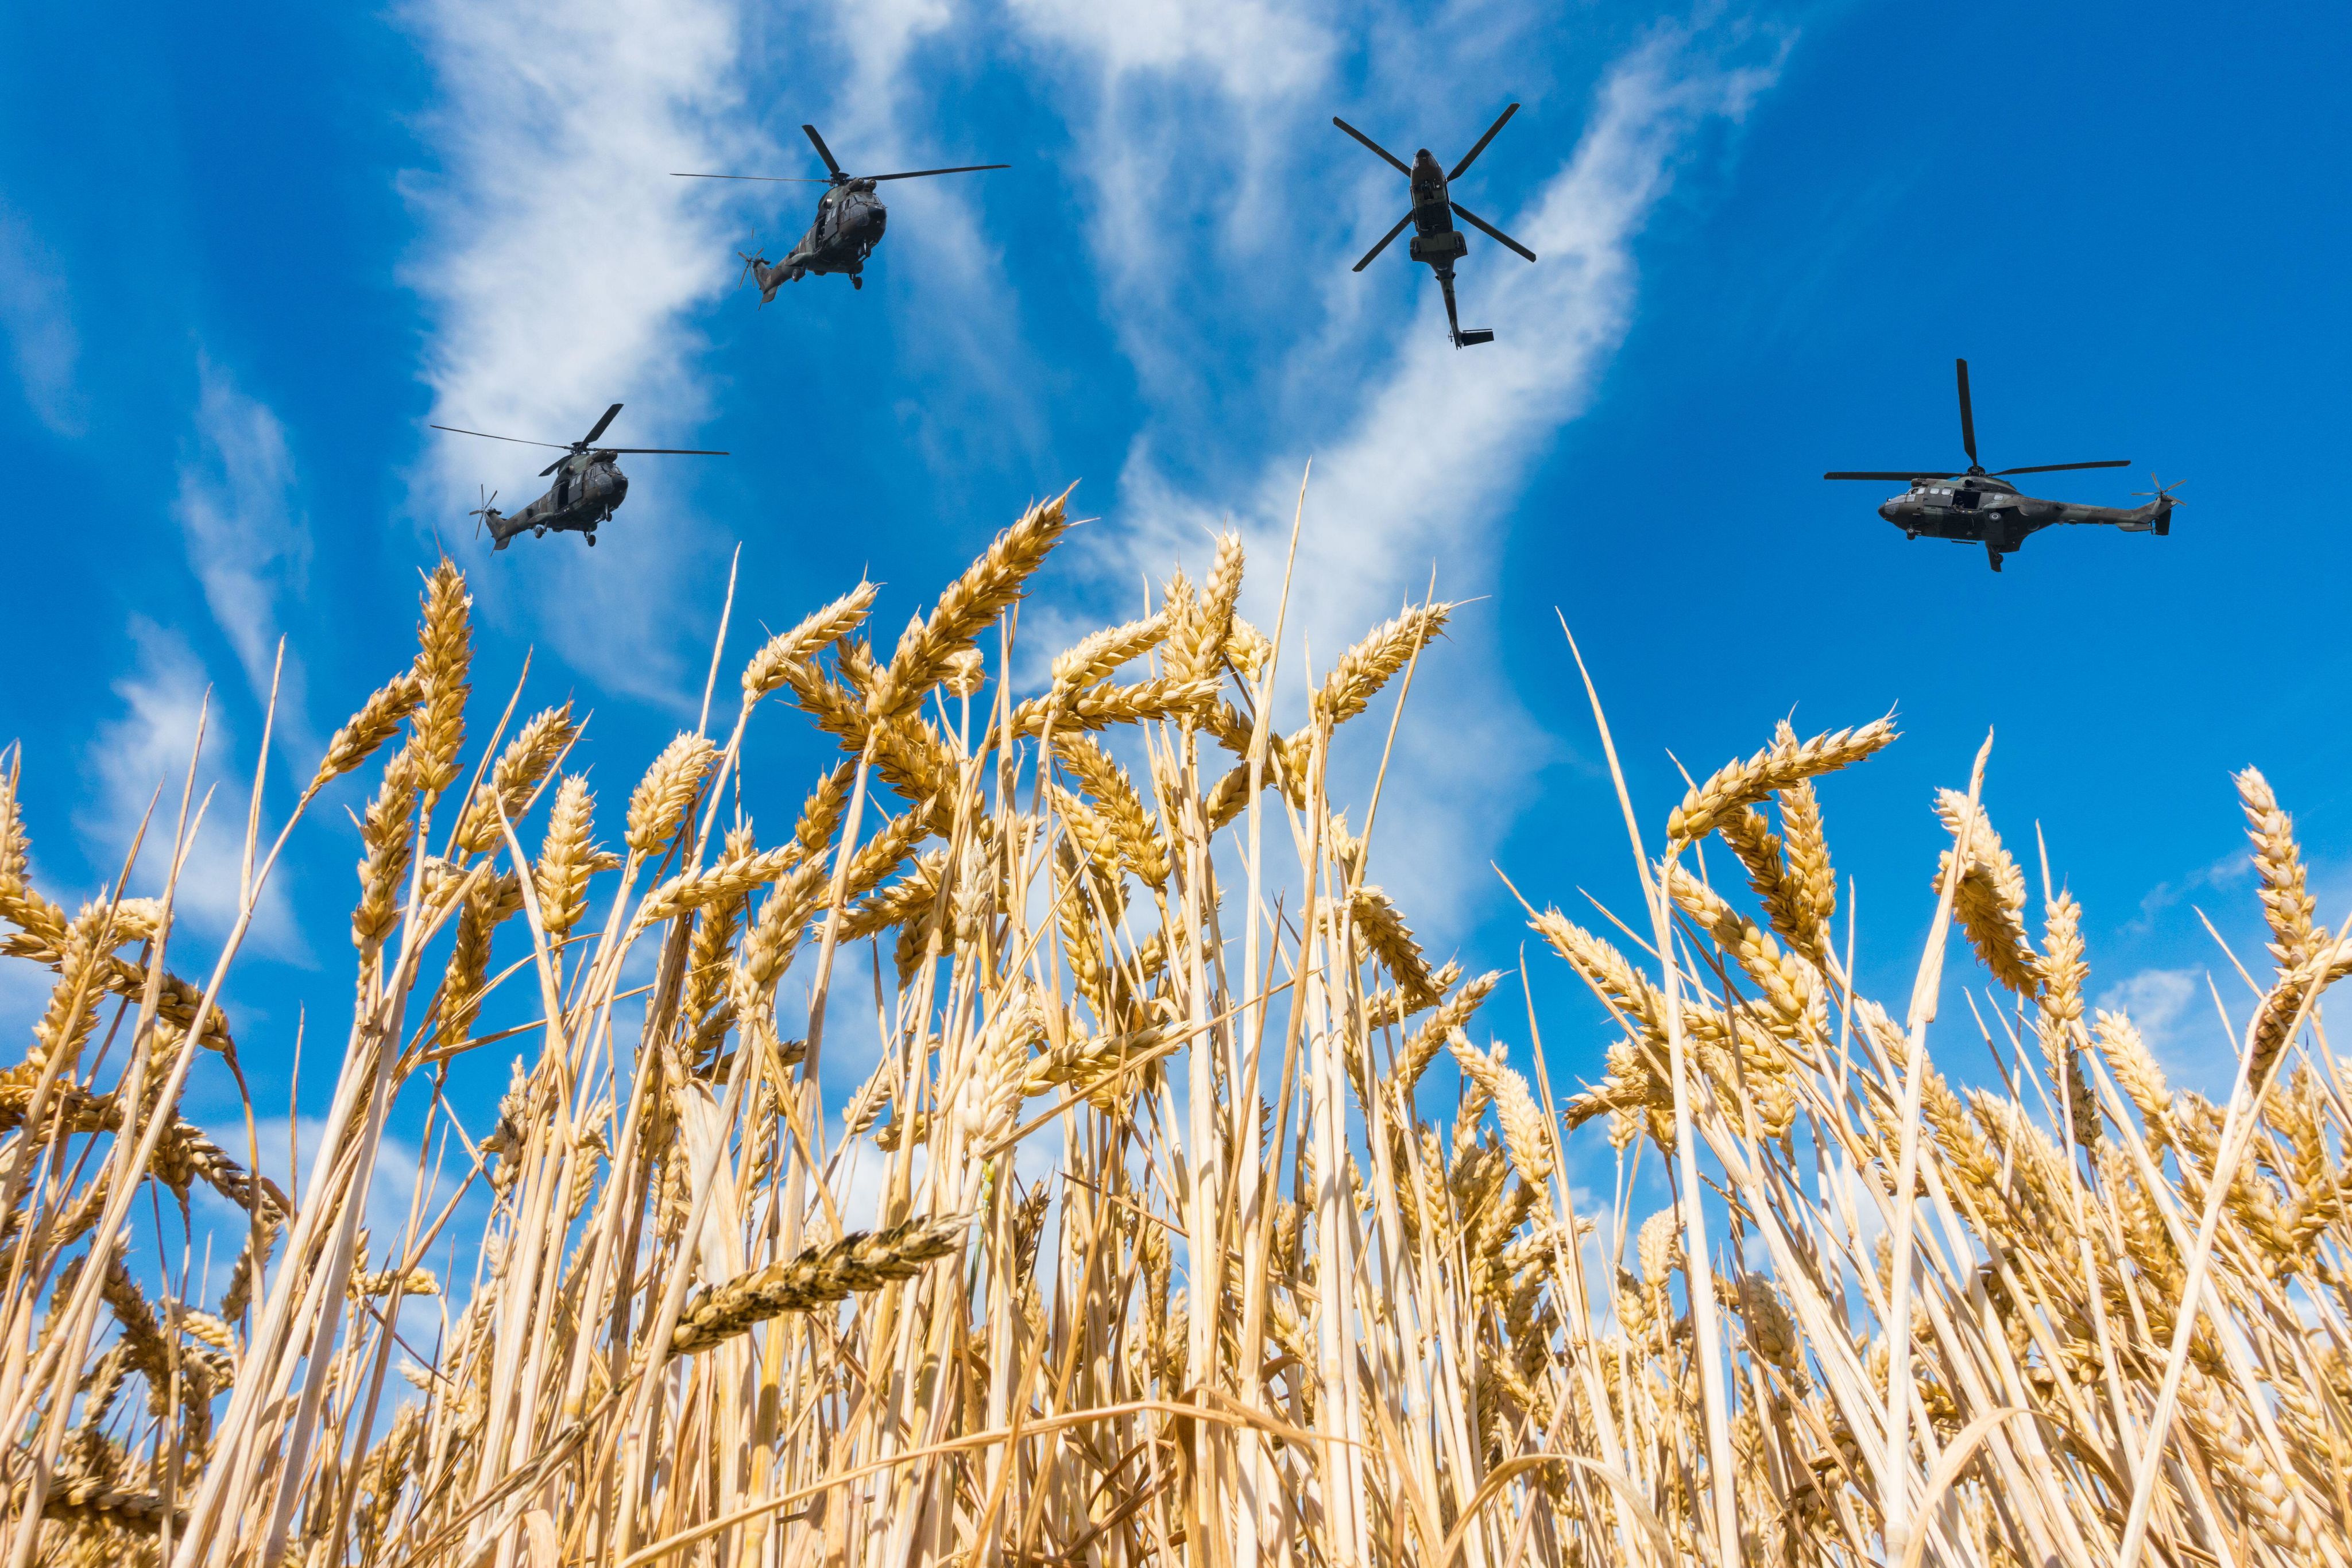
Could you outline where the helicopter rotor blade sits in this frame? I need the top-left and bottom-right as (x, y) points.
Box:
(1988, 460), (2133, 476)
(1447, 102), (1521, 181)
(1332, 116), (1413, 178)
(581, 403), (623, 446)
(540, 458), (567, 478)
(1956, 358), (1978, 467)
(594, 447), (730, 456)
(428, 423), (571, 451)
(1449, 202), (1535, 262)
(803, 124), (846, 180)
(1823, 471), (1956, 481)
(671, 171), (832, 183)
(1352, 212), (1414, 272)
(860, 164), (1012, 182)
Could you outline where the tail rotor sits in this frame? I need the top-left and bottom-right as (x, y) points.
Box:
(2130, 473), (2183, 536)
(736, 238), (769, 301)
(468, 486), (500, 540)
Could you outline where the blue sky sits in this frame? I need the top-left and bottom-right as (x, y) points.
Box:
(5, 0), (2351, 1163)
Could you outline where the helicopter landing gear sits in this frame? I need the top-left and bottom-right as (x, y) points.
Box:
(850, 274), (862, 291)
(585, 532), (598, 547)
(533, 525), (547, 539)
(1986, 543), (2005, 572)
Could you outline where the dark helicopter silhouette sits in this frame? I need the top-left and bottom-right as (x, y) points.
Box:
(1334, 103), (1536, 348)
(429, 404), (725, 550)
(1825, 359), (2177, 572)
(673, 125), (1008, 296)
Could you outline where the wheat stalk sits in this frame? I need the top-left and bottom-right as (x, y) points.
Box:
(2, 512), (2346, 1568)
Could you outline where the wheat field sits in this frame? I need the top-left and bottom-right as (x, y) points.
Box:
(2, 492), (2347, 1566)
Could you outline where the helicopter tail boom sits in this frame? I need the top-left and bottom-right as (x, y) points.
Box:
(1436, 272), (1494, 348)
(479, 508), (522, 550)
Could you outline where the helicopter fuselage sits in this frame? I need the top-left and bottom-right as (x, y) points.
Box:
(749, 181), (888, 299)
(1877, 474), (2172, 560)
(1334, 107), (1527, 349)
(1403, 149), (1489, 347)
(1405, 151), (1463, 273)
(1828, 361), (2166, 570)
(484, 451), (628, 549)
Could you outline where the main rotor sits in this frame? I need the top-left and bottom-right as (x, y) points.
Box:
(671, 125), (1009, 192)
(1332, 103), (1537, 273)
(429, 404), (727, 478)
(1824, 359), (2132, 485)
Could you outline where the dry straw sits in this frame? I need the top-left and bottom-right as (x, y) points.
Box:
(1, 495), (2347, 1568)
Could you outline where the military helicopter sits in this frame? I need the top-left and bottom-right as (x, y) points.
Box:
(673, 125), (1008, 297)
(1825, 359), (2177, 572)
(428, 404), (725, 550)
(1333, 103), (1536, 348)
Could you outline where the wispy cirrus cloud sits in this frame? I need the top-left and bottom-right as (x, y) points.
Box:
(173, 357), (314, 755)
(389, 0), (1788, 938)
(1038, 15), (1791, 927)
(76, 620), (301, 958)
(2094, 963), (2232, 1088)
(2124, 846), (2250, 932)
(742, 0), (1051, 475)
(0, 200), (87, 438)
(1003, 0), (1338, 412)
(398, 0), (759, 703)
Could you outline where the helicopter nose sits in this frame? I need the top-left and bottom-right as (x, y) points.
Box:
(1878, 500), (1899, 522)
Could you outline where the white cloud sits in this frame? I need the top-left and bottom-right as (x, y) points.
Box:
(1062, 18), (1789, 927)
(1008, 0), (1330, 91)
(1227, 21), (1784, 618)
(388, 0), (1784, 937)
(753, 1), (1053, 475)
(1005, 0), (1339, 404)
(77, 620), (301, 958)
(810, 0), (954, 115)
(2094, 965), (2221, 1081)
(173, 358), (314, 753)
(398, 0), (758, 703)
(0, 202), (86, 438)
(200, 1118), (428, 1272)
(195, 1117), (474, 1354)
(2125, 846), (2249, 932)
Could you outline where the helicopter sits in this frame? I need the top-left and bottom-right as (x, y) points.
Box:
(1825, 359), (2177, 572)
(673, 125), (1008, 297)
(428, 404), (725, 550)
(1333, 103), (1536, 348)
